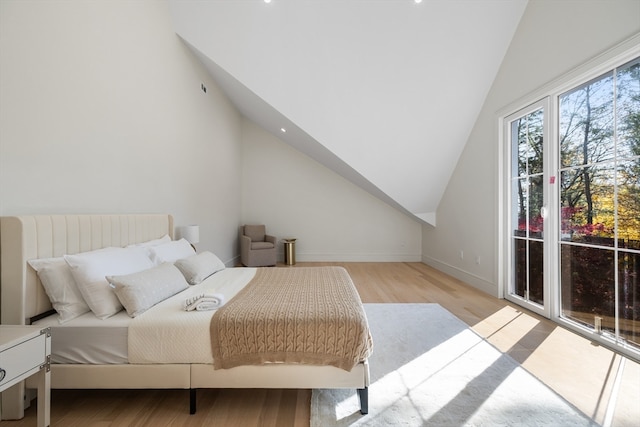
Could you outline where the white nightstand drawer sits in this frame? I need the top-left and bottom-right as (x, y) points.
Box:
(0, 333), (47, 388)
(0, 326), (51, 426)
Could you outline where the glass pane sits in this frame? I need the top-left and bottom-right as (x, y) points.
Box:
(511, 109), (544, 177)
(513, 238), (526, 298)
(528, 110), (544, 175)
(512, 178), (527, 237)
(618, 160), (640, 250)
(560, 73), (615, 168)
(619, 250), (640, 350)
(529, 240), (544, 305)
(512, 118), (526, 178)
(616, 59), (640, 160)
(561, 245), (615, 334)
(529, 175), (544, 239)
(560, 164), (615, 246)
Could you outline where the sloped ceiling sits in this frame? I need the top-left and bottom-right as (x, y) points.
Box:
(168, 0), (528, 226)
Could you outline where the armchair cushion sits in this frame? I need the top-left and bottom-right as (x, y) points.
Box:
(252, 241), (275, 250)
(244, 225), (266, 242)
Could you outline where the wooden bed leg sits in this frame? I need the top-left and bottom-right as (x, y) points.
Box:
(357, 387), (368, 415)
(190, 388), (196, 414)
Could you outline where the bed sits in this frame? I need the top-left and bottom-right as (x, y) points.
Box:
(0, 214), (372, 420)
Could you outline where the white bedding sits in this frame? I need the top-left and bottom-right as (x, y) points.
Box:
(34, 267), (256, 365)
(128, 267), (256, 364)
(34, 310), (132, 364)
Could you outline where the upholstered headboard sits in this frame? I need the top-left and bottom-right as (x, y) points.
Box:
(0, 214), (173, 325)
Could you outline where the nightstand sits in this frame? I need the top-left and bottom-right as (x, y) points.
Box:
(0, 326), (51, 427)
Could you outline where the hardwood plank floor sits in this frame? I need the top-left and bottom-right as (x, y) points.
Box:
(4, 262), (638, 426)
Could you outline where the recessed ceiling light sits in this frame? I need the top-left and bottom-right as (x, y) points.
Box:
(414, 0), (423, 3)
(264, 0), (272, 3)
(280, 128), (287, 133)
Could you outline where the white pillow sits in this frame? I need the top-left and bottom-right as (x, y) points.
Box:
(64, 247), (154, 319)
(147, 238), (195, 265)
(174, 251), (226, 285)
(28, 257), (90, 323)
(126, 234), (171, 248)
(107, 263), (189, 317)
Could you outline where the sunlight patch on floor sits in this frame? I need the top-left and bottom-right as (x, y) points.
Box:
(333, 328), (498, 422)
(610, 357), (640, 427)
(522, 326), (619, 424)
(329, 327), (583, 426)
(472, 307), (640, 427)
(315, 305), (597, 426)
(472, 306), (540, 353)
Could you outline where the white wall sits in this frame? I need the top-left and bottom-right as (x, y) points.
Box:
(422, 0), (640, 296)
(241, 119), (422, 262)
(0, 0), (243, 264)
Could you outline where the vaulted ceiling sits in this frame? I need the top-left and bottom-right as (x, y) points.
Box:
(168, 0), (528, 226)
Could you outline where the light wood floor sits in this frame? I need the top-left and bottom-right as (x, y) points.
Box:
(4, 262), (639, 426)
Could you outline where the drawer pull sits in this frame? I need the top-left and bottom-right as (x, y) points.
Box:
(0, 368), (6, 382)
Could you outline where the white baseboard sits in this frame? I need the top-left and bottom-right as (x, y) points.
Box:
(229, 253), (421, 265)
(421, 255), (499, 298)
(226, 255), (240, 267)
(279, 252), (422, 263)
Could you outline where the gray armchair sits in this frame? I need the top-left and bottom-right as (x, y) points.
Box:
(240, 224), (277, 267)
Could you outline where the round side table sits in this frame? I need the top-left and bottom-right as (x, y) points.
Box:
(283, 239), (296, 265)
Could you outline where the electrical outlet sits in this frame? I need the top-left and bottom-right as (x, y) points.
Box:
(459, 250), (464, 260)
(475, 256), (481, 265)
(200, 82), (207, 93)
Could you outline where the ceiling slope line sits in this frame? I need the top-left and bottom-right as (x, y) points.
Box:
(180, 36), (433, 226)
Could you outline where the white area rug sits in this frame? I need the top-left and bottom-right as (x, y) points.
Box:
(311, 303), (598, 427)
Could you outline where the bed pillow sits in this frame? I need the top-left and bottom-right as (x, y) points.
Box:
(64, 247), (154, 319)
(174, 251), (226, 285)
(147, 238), (195, 265)
(107, 263), (189, 317)
(28, 257), (90, 323)
(126, 234), (171, 248)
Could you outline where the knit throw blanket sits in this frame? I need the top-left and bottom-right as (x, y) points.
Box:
(210, 266), (373, 371)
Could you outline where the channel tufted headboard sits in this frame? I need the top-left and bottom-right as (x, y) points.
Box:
(0, 214), (173, 325)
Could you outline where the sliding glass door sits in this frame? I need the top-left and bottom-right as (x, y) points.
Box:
(558, 58), (639, 352)
(503, 55), (640, 359)
(506, 100), (551, 317)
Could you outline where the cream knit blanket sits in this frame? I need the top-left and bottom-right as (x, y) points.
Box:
(210, 266), (373, 371)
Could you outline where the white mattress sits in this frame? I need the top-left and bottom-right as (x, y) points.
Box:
(34, 310), (132, 364)
(33, 267), (255, 365)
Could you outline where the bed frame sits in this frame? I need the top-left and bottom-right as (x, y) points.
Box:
(0, 215), (369, 420)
